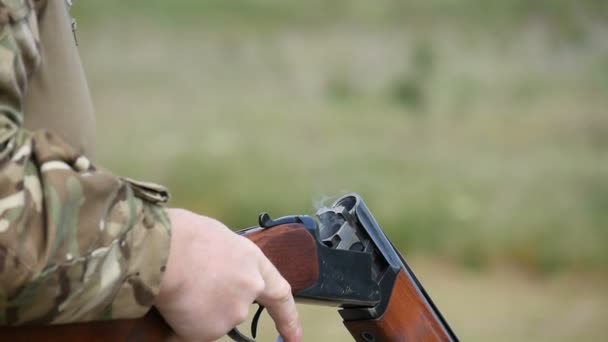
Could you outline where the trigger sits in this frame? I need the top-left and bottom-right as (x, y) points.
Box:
(251, 304), (266, 338)
(227, 304), (266, 342)
(227, 328), (255, 342)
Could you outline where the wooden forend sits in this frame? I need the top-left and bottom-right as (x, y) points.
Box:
(343, 269), (452, 342)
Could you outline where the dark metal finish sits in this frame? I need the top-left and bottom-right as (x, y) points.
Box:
(229, 194), (458, 342)
(251, 305), (265, 338)
(257, 212), (316, 229)
(361, 331), (376, 342)
(231, 212), (381, 342)
(338, 266), (398, 321)
(296, 245), (380, 306)
(331, 194), (459, 342)
(242, 213), (382, 307)
(227, 328), (255, 342)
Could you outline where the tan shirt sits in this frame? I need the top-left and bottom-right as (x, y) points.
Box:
(0, 0), (171, 324)
(23, 0), (96, 158)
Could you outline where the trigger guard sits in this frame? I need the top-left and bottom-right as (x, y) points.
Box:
(228, 327), (256, 342)
(227, 304), (265, 342)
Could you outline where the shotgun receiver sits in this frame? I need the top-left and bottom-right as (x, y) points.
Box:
(0, 193), (458, 341)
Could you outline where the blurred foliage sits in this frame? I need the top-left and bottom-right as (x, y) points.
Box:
(75, 0), (608, 35)
(73, 1), (608, 275)
(388, 41), (434, 111)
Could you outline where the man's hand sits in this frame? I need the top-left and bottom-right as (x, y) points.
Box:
(155, 209), (303, 342)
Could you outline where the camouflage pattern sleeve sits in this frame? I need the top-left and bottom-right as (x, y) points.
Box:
(0, 0), (172, 324)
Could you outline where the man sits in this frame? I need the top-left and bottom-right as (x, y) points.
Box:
(0, 1), (302, 341)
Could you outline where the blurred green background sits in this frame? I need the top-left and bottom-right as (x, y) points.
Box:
(73, 1), (607, 341)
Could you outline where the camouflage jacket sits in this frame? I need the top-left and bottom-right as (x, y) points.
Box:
(0, 0), (172, 325)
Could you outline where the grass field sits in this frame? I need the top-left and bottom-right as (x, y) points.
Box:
(71, 1), (608, 340)
(80, 19), (608, 273)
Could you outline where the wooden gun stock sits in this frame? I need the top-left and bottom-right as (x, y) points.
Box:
(0, 307), (170, 342)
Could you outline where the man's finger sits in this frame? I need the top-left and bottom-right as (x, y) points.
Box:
(256, 257), (302, 342)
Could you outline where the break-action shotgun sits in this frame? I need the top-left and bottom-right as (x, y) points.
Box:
(0, 193), (458, 342)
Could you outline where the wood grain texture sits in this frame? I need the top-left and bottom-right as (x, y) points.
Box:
(343, 270), (452, 342)
(0, 308), (171, 342)
(244, 224), (320, 293)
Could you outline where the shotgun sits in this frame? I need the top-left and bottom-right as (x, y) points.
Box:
(0, 193), (458, 341)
